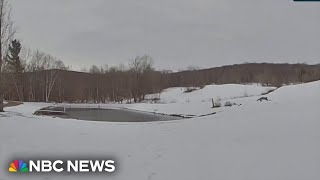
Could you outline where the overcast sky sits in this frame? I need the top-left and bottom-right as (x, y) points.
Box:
(11, 0), (320, 70)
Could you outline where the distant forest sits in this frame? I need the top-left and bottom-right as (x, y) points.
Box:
(2, 51), (320, 103)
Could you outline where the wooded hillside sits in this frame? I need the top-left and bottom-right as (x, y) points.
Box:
(3, 63), (320, 103)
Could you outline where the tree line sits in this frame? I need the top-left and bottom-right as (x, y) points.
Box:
(168, 63), (320, 88)
(2, 52), (320, 104)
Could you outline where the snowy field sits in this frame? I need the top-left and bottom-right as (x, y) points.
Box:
(0, 82), (319, 180)
(58, 84), (277, 117)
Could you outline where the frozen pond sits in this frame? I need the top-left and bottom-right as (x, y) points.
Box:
(35, 107), (183, 122)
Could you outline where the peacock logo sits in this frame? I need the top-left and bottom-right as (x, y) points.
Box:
(9, 160), (29, 173)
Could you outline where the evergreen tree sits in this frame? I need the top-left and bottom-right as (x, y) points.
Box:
(6, 39), (24, 101)
(7, 39), (23, 73)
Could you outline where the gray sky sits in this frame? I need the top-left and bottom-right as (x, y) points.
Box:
(11, 0), (320, 70)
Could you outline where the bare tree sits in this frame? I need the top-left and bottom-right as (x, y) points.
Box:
(24, 50), (46, 101)
(25, 50), (68, 102)
(130, 55), (154, 74)
(129, 55), (154, 102)
(42, 55), (68, 102)
(0, 0), (16, 112)
(89, 65), (101, 74)
(20, 47), (32, 68)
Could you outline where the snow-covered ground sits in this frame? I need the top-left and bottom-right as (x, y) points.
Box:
(0, 82), (319, 180)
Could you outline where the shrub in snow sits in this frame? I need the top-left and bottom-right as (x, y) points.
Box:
(152, 98), (160, 104)
(184, 87), (199, 93)
(261, 89), (276, 95)
(224, 101), (233, 107)
(214, 101), (221, 108)
(215, 96), (222, 102)
(257, 97), (269, 102)
(211, 97), (222, 108)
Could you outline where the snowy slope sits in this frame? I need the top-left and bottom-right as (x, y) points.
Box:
(146, 84), (276, 103)
(0, 81), (319, 180)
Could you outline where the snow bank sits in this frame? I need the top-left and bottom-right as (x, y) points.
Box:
(266, 80), (320, 103)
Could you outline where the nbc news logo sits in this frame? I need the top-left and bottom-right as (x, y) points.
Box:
(9, 159), (116, 173)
